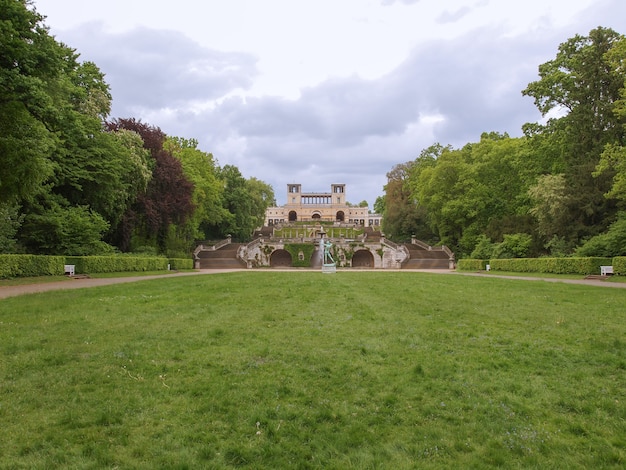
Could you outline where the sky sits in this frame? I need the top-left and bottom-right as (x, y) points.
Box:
(33, 0), (626, 206)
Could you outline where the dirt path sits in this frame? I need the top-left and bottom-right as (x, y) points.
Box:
(0, 270), (242, 300)
(1, 269), (624, 300)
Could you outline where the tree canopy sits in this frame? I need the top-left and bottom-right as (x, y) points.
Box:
(381, 27), (626, 258)
(0, 0), (274, 256)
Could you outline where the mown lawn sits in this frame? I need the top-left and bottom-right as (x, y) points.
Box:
(1, 272), (625, 469)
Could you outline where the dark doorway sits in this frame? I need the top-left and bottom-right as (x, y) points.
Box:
(270, 249), (292, 267)
(352, 249), (374, 268)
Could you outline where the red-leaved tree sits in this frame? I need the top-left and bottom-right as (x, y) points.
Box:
(105, 118), (194, 252)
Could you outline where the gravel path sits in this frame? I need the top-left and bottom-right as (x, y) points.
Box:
(1, 269), (624, 300)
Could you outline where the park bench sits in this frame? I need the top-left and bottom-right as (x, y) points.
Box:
(600, 265), (613, 276)
(64, 264), (75, 276)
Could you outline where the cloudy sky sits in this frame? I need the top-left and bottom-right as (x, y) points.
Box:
(33, 0), (625, 206)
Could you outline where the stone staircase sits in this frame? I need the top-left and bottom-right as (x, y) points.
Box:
(401, 243), (451, 269)
(363, 227), (381, 242)
(196, 243), (246, 269)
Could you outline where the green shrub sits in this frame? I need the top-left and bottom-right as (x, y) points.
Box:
(65, 256), (169, 274)
(488, 257), (612, 275)
(576, 216), (626, 257)
(457, 259), (488, 271)
(470, 235), (494, 259)
(168, 258), (193, 270)
(613, 257), (626, 275)
(492, 233), (533, 259)
(284, 244), (316, 267)
(0, 254), (65, 278)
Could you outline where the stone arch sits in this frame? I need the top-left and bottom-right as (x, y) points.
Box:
(352, 249), (374, 268)
(288, 211), (297, 222)
(270, 249), (292, 267)
(311, 212), (321, 220)
(336, 211), (345, 222)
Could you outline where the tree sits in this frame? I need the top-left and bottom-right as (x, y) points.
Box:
(20, 197), (111, 255)
(373, 196), (385, 215)
(0, 0), (60, 202)
(0, 202), (23, 253)
(575, 214), (626, 257)
(165, 136), (227, 245)
(246, 177), (276, 230)
(522, 27), (626, 242)
(106, 119), (194, 252)
(213, 165), (253, 241)
(383, 162), (425, 241)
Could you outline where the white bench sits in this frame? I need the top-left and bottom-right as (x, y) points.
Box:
(64, 264), (75, 276)
(600, 266), (613, 276)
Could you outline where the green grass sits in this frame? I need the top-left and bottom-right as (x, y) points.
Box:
(473, 270), (626, 283)
(1, 272), (625, 468)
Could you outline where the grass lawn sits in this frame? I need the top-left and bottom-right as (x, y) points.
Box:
(1, 272), (625, 469)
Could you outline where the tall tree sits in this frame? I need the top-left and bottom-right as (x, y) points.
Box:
(383, 160), (434, 242)
(214, 165), (253, 241)
(106, 119), (194, 252)
(246, 177), (276, 231)
(165, 136), (227, 244)
(0, 0), (59, 203)
(522, 27), (626, 243)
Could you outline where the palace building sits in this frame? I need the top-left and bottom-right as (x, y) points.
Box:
(264, 183), (382, 227)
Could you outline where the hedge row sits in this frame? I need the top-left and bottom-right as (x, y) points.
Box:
(168, 258), (194, 270)
(456, 259), (488, 271)
(65, 256), (174, 274)
(0, 254), (194, 278)
(458, 257), (615, 275)
(614, 257), (626, 275)
(0, 255), (66, 278)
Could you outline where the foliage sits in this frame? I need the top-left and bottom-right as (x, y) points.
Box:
(20, 200), (113, 255)
(0, 254), (65, 278)
(167, 258), (193, 270)
(456, 259), (488, 271)
(596, 143), (626, 209)
(204, 166), (274, 241)
(382, 27), (626, 257)
(415, 135), (536, 256)
(283, 243), (315, 267)
(105, 119), (195, 252)
(614, 256), (626, 274)
(488, 257), (612, 275)
(373, 195), (385, 215)
(575, 215), (626, 257)
(522, 27), (626, 242)
(164, 137), (227, 243)
(470, 234), (495, 259)
(1, 1), (273, 257)
(1, 272), (625, 468)
(0, 0), (58, 203)
(64, 255), (169, 274)
(491, 233), (533, 259)
(0, 203), (23, 253)
(383, 157), (436, 242)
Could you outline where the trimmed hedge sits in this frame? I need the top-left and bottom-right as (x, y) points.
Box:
(0, 255), (66, 279)
(613, 257), (626, 275)
(488, 257), (613, 275)
(65, 256), (170, 274)
(168, 258), (193, 270)
(284, 244), (316, 267)
(457, 259), (488, 271)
